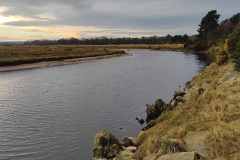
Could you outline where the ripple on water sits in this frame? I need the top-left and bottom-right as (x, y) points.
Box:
(0, 50), (207, 160)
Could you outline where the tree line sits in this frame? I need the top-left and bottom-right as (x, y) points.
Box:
(24, 35), (190, 45)
(191, 10), (240, 50)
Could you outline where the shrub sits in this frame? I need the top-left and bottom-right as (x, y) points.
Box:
(208, 40), (229, 65)
(232, 40), (240, 69)
(228, 27), (240, 52)
(235, 39), (240, 53)
(228, 27), (240, 69)
(146, 99), (167, 123)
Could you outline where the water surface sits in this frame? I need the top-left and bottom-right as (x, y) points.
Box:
(0, 50), (206, 160)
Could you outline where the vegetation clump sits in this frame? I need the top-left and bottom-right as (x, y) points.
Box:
(145, 99), (167, 123)
(228, 27), (240, 69)
(93, 130), (123, 159)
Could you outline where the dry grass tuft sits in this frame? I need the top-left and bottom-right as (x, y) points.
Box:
(135, 63), (240, 160)
(206, 122), (240, 159)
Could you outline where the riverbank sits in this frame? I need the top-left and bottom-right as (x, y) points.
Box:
(0, 45), (126, 67)
(0, 53), (127, 72)
(93, 60), (240, 160)
(92, 44), (184, 50)
(134, 62), (240, 160)
(0, 44), (183, 71)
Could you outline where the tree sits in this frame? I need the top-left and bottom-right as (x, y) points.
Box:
(230, 13), (240, 25)
(198, 10), (220, 41)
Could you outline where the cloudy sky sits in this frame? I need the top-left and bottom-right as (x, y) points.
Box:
(0, 0), (239, 40)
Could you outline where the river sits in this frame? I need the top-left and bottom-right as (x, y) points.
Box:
(0, 49), (207, 160)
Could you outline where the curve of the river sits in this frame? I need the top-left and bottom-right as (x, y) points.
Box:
(0, 49), (207, 160)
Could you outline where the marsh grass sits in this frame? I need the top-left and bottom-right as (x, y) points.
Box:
(0, 45), (125, 66)
(0, 44), (184, 66)
(136, 63), (240, 160)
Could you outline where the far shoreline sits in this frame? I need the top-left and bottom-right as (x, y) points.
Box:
(0, 53), (127, 72)
(0, 44), (184, 72)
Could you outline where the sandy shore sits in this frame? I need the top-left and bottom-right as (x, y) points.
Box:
(0, 54), (126, 72)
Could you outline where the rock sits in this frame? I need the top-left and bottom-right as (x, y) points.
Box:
(146, 99), (167, 123)
(125, 146), (137, 153)
(93, 130), (123, 159)
(156, 152), (205, 160)
(122, 137), (136, 147)
(213, 158), (226, 160)
(184, 131), (209, 158)
(143, 154), (159, 160)
(114, 150), (135, 160)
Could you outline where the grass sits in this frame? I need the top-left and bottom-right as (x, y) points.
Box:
(206, 122), (240, 159)
(96, 44), (184, 50)
(0, 44), (184, 66)
(0, 45), (125, 66)
(135, 63), (240, 160)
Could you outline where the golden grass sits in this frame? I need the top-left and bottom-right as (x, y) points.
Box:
(206, 122), (240, 159)
(0, 45), (125, 66)
(135, 63), (240, 160)
(99, 44), (184, 50)
(0, 44), (184, 66)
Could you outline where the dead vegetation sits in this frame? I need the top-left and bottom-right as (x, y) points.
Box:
(0, 44), (184, 66)
(0, 45), (125, 66)
(135, 63), (240, 160)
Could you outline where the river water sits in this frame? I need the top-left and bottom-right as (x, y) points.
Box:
(0, 49), (207, 160)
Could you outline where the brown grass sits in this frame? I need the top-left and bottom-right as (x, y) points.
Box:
(0, 44), (184, 66)
(94, 44), (184, 50)
(0, 45), (126, 66)
(135, 63), (240, 160)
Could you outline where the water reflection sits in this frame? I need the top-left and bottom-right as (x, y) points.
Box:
(0, 50), (207, 160)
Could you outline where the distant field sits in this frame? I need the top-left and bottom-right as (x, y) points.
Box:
(0, 45), (126, 66)
(0, 44), (184, 66)
(81, 44), (184, 49)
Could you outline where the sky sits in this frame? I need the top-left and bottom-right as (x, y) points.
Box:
(0, 0), (239, 41)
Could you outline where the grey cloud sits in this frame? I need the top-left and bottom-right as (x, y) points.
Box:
(5, 13), (198, 30)
(1, 0), (240, 36)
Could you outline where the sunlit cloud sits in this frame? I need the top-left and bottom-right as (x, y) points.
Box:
(0, 15), (34, 25)
(0, 0), (239, 40)
(0, 7), (53, 25)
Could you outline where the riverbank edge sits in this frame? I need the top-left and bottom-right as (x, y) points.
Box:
(0, 51), (127, 72)
(93, 50), (240, 159)
(0, 44), (185, 72)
